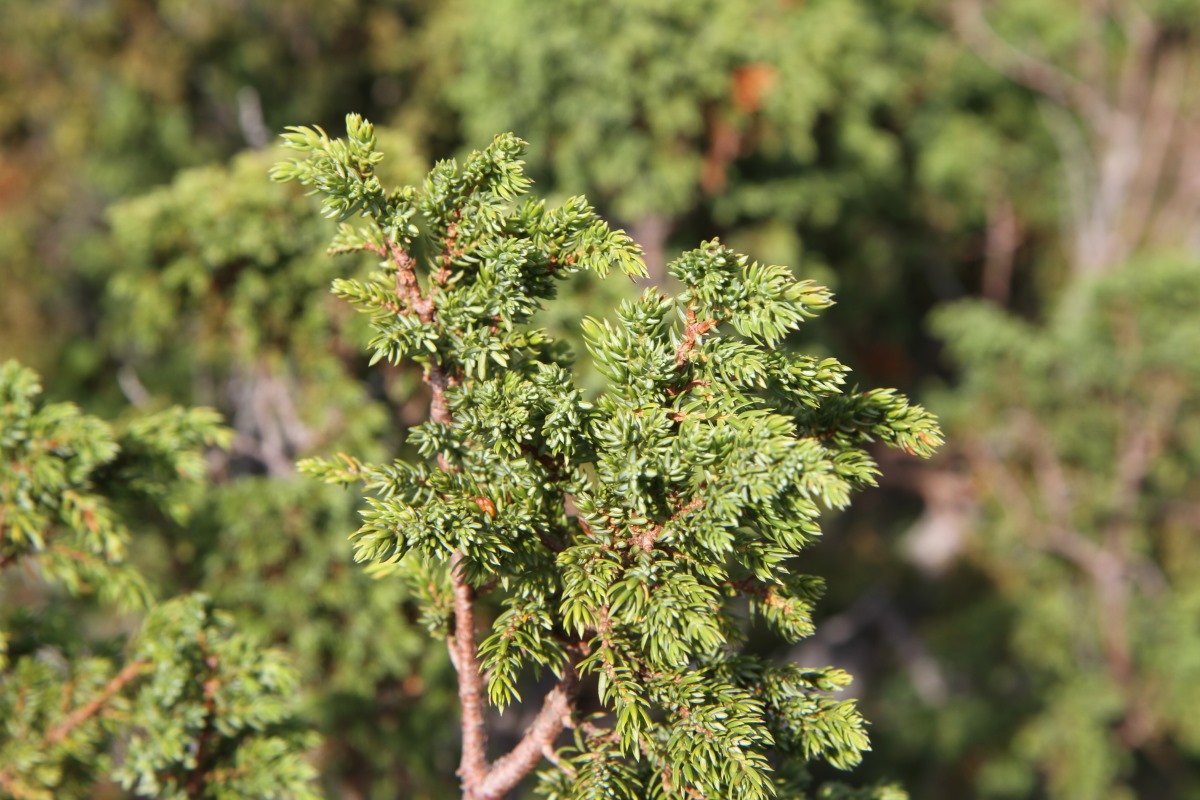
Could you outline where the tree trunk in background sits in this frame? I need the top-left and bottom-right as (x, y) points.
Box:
(983, 194), (1020, 305)
(629, 214), (671, 286)
(953, 0), (1200, 278)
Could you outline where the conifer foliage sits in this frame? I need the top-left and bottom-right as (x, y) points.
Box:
(921, 255), (1200, 798)
(275, 115), (942, 799)
(0, 361), (319, 799)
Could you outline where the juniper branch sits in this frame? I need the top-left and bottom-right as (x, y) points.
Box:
(45, 660), (152, 746)
(477, 660), (579, 799)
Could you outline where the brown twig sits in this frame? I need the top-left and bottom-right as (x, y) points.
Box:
(476, 662), (580, 799)
(388, 243), (435, 323)
(427, 364), (455, 426)
(438, 221), (459, 287)
(379, 237), (458, 469)
(45, 659), (151, 745)
(450, 550), (491, 796)
(675, 307), (717, 368)
(630, 496), (705, 553)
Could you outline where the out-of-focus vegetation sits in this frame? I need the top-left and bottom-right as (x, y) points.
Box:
(2, 0), (1199, 798)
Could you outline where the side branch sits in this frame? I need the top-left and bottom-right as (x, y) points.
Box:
(676, 307), (717, 368)
(451, 551), (490, 794)
(389, 243), (436, 323)
(428, 365), (455, 429)
(477, 661), (580, 799)
(46, 659), (152, 745)
(631, 495), (705, 552)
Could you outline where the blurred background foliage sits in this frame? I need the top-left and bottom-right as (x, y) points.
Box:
(1, 0), (1199, 798)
